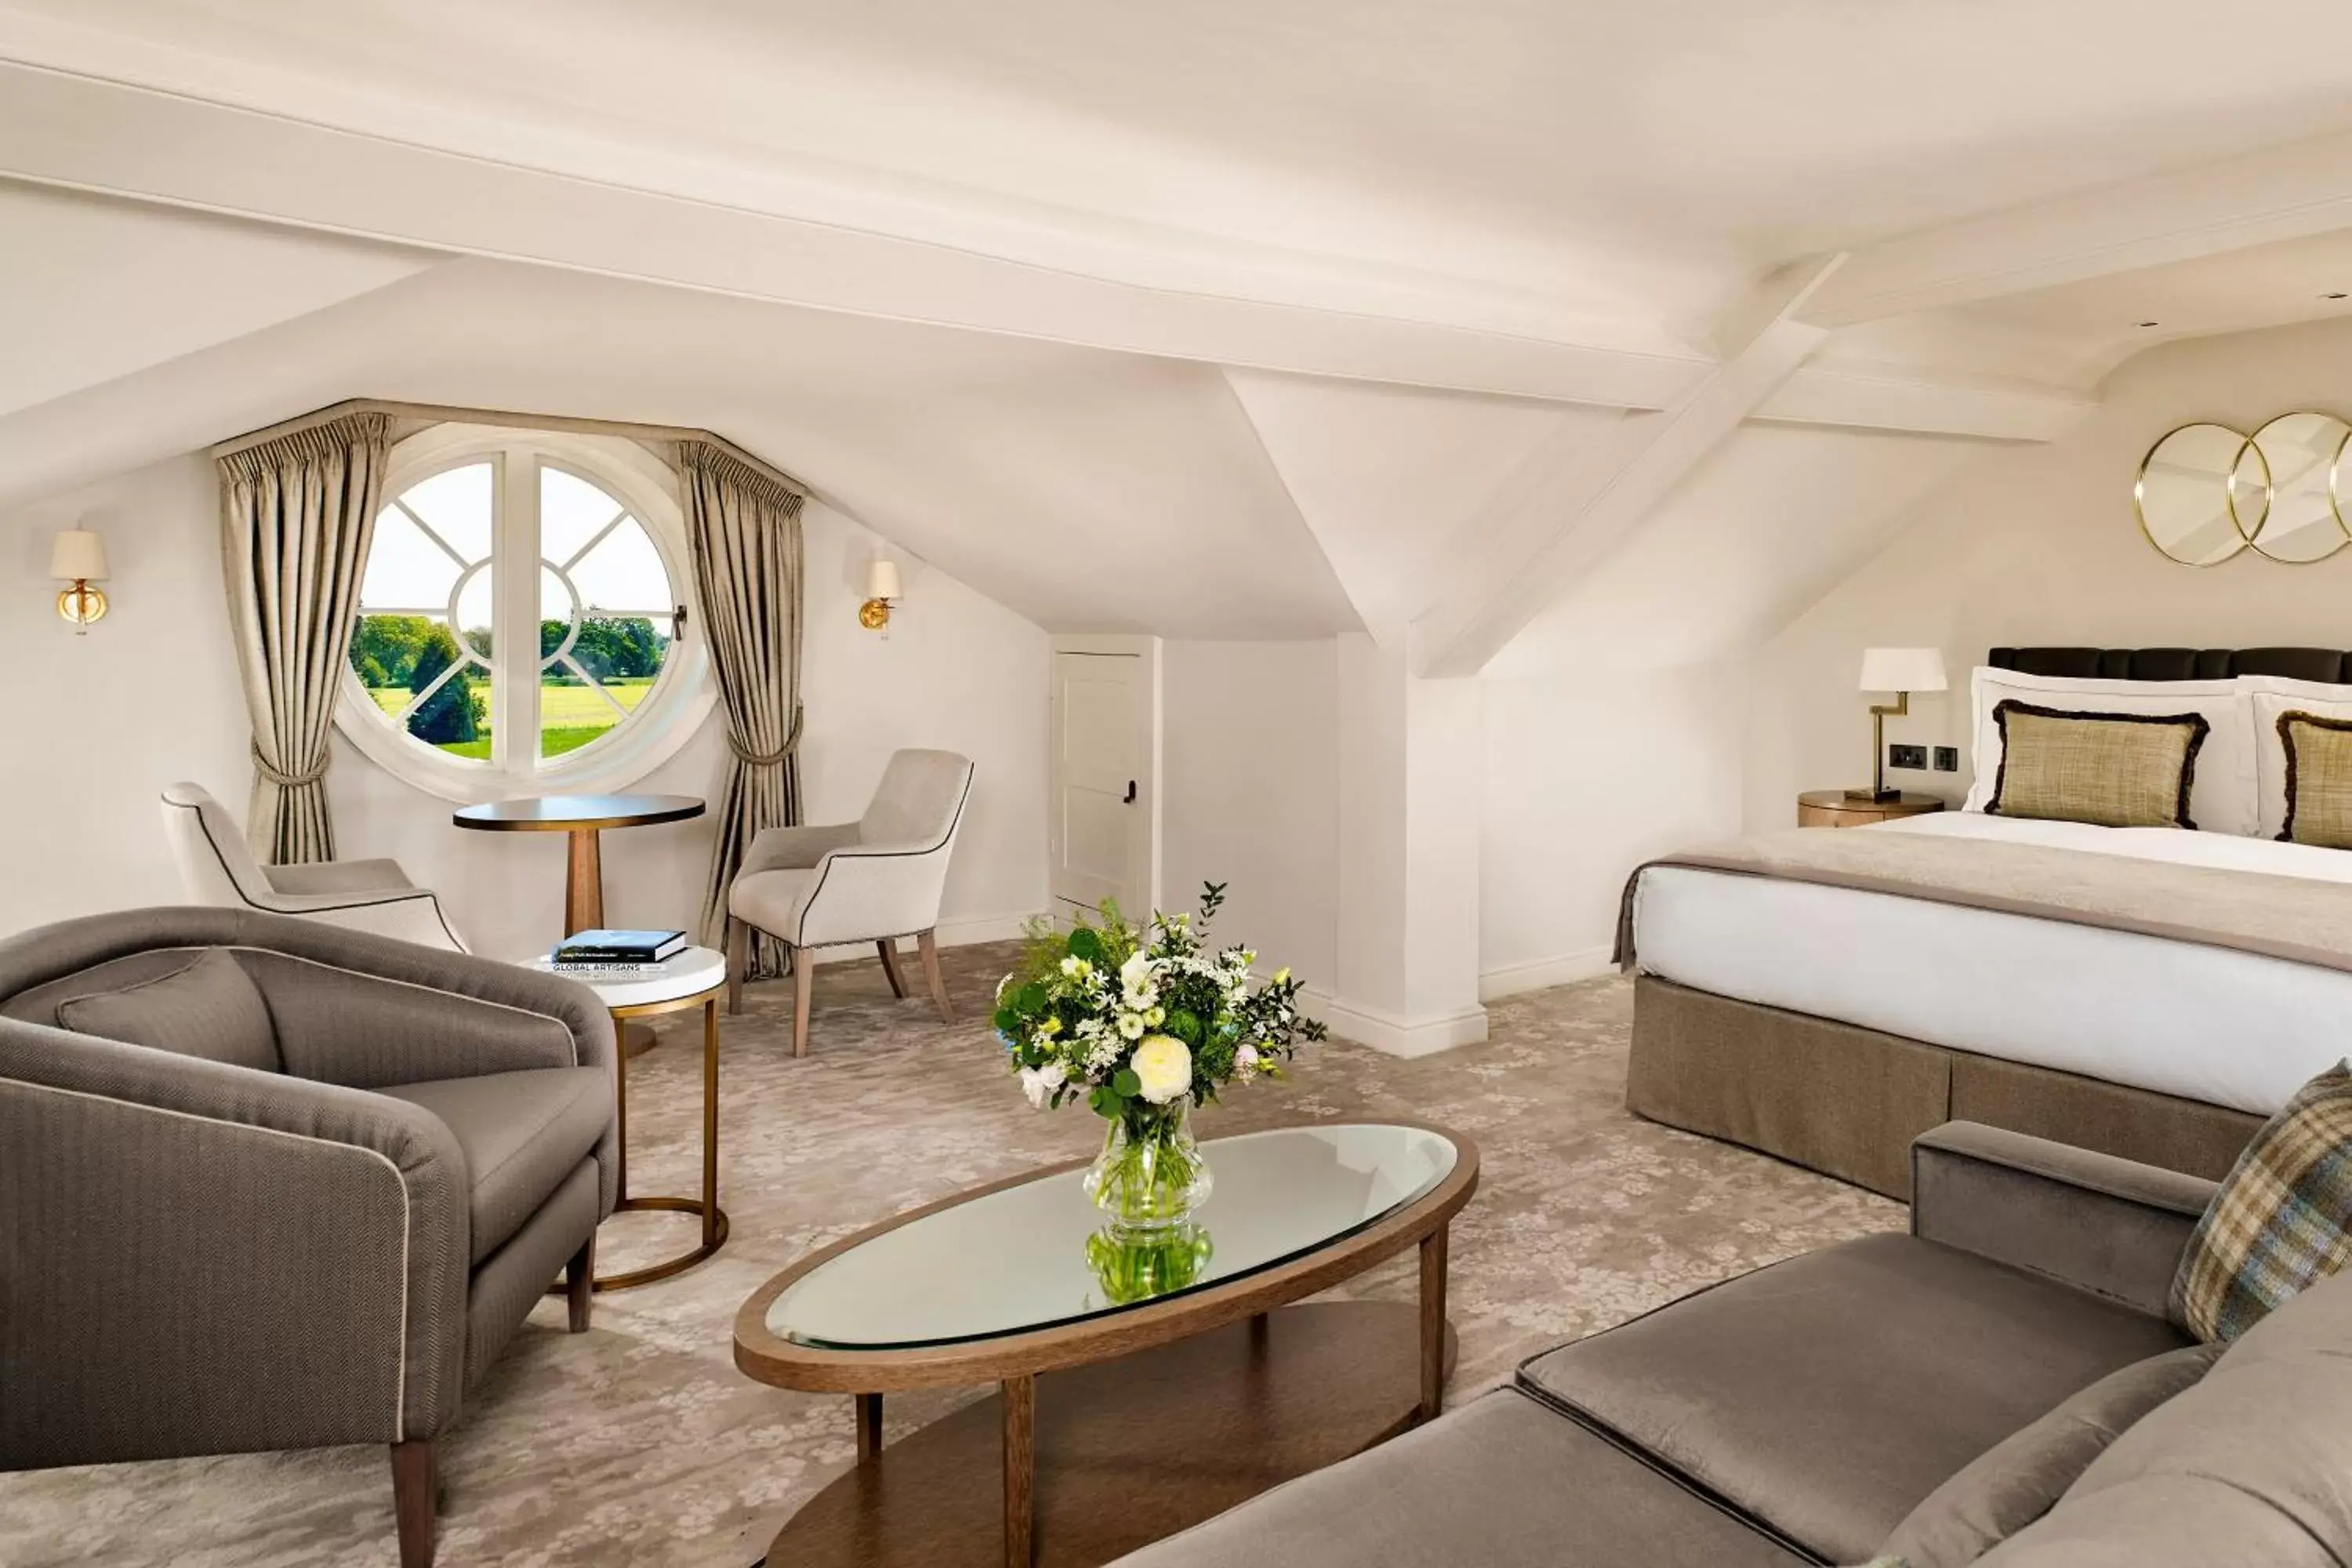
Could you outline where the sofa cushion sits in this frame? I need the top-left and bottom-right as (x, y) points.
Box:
(380, 1066), (610, 1262)
(1110, 1388), (1809, 1568)
(1880, 1341), (2221, 1567)
(1979, 1264), (2352, 1566)
(2169, 1058), (2352, 1343)
(1516, 1234), (2189, 1566)
(54, 949), (280, 1073)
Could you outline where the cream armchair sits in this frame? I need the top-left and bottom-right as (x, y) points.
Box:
(725, 748), (975, 1055)
(162, 782), (467, 952)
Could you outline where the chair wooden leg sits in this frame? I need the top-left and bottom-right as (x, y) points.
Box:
(792, 946), (814, 1058)
(916, 928), (953, 1023)
(725, 917), (748, 1016)
(877, 938), (909, 999)
(565, 1234), (594, 1332)
(390, 1439), (436, 1568)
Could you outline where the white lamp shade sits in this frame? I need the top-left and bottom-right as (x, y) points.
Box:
(1858, 646), (1947, 693)
(864, 558), (902, 601)
(50, 529), (109, 581)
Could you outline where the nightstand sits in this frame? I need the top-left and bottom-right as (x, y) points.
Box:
(1797, 790), (1947, 828)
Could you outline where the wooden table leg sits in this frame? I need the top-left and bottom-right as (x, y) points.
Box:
(564, 826), (604, 935)
(855, 1393), (884, 1465)
(1418, 1223), (1448, 1423)
(1003, 1374), (1036, 1568)
(702, 997), (720, 1248)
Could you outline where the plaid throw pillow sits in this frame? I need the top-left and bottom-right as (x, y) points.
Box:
(2170, 1060), (2352, 1343)
(1987, 700), (2208, 829)
(2278, 710), (2352, 848)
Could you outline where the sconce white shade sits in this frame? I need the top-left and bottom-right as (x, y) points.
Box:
(864, 558), (902, 602)
(1859, 646), (1947, 693)
(49, 528), (109, 582)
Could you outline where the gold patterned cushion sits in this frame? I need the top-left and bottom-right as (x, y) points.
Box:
(1986, 700), (2208, 829)
(2170, 1061), (2352, 1344)
(2278, 710), (2352, 848)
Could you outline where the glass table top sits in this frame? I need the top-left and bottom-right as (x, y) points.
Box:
(768, 1123), (1457, 1351)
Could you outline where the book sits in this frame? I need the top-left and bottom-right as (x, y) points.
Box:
(554, 928), (687, 963)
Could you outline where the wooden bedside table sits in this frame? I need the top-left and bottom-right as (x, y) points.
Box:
(1798, 790), (1947, 828)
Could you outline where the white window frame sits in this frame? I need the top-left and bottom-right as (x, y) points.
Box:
(334, 423), (714, 803)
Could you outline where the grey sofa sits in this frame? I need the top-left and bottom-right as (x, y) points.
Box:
(1120, 1122), (2352, 1566)
(0, 907), (619, 1568)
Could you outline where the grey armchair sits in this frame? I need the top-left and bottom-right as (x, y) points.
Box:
(162, 781), (469, 951)
(725, 748), (975, 1055)
(0, 906), (619, 1568)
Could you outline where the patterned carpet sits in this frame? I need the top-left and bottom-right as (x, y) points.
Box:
(0, 943), (1901, 1566)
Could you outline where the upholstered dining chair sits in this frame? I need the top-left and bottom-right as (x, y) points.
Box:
(0, 906), (619, 1568)
(725, 748), (975, 1055)
(162, 781), (468, 951)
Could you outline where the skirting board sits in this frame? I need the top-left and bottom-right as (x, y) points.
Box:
(1477, 946), (1615, 1003)
(1305, 985), (1488, 1059)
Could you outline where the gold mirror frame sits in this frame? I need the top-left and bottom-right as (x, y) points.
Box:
(2235, 412), (2352, 564)
(2136, 422), (2258, 566)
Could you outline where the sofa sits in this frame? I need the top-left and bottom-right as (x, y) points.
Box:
(1118, 1122), (2352, 1566)
(0, 907), (619, 1568)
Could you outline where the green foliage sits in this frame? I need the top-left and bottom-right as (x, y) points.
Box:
(352, 652), (390, 688)
(405, 623), (482, 746)
(350, 614), (437, 687)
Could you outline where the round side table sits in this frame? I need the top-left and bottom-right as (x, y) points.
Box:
(537, 946), (731, 1291)
(453, 793), (705, 936)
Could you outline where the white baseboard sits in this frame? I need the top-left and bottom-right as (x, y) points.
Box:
(1477, 945), (1616, 1002)
(1303, 985), (1488, 1059)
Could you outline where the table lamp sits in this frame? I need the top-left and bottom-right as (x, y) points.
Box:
(1848, 647), (1946, 802)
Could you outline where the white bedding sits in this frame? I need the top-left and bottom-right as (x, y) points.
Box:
(1632, 811), (2352, 1116)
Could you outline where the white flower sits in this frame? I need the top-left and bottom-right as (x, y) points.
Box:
(1120, 952), (1153, 993)
(1060, 956), (1092, 979)
(1145, 1005), (1165, 1027)
(1116, 1011), (1147, 1040)
(1019, 1062), (1067, 1109)
(1131, 1035), (1192, 1104)
(1236, 1044), (1261, 1072)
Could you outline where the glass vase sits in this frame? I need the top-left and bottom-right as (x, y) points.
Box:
(1083, 1101), (1213, 1233)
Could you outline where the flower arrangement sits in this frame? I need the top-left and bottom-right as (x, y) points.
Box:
(995, 882), (1326, 1231)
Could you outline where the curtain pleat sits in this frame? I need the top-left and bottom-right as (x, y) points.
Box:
(680, 441), (807, 973)
(217, 412), (391, 865)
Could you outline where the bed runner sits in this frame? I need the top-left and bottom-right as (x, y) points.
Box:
(1618, 828), (2352, 976)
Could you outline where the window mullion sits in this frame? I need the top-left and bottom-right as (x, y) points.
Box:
(492, 449), (539, 779)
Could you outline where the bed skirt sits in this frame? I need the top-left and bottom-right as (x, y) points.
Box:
(1628, 975), (2263, 1200)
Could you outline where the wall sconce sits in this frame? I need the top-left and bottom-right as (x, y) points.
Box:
(859, 558), (901, 632)
(50, 528), (110, 634)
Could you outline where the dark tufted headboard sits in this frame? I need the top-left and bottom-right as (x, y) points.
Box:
(1988, 648), (2352, 683)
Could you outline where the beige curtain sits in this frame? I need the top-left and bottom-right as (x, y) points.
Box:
(680, 441), (807, 972)
(217, 412), (391, 865)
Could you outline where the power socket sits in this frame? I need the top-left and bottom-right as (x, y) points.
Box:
(1933, 746), (1960, 773)
(1888, 743), (1928, 771)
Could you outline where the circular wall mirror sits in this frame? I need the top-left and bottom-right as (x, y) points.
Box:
(2137, 423), (2257, 565)
(2235, 412), (2352, 563)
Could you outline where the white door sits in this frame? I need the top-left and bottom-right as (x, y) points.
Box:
(1050, 645), (1156, 922)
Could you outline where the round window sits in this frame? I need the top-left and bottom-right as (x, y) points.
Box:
(339, 426), (713, 800)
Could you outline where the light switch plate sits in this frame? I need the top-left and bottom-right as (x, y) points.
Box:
(1933, 746), (1960, 772)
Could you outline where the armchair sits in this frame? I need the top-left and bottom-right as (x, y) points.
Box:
(725, 748), (975, 1055)
(0, 906), (618, 1568)
(161, 781), (467, 950)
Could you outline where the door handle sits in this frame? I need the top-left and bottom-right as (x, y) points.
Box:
(1123, 779), (1138, 804)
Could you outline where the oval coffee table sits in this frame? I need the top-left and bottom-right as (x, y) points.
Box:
(734, 1121), (1477, 1568)
(534, 946), (730, 1290)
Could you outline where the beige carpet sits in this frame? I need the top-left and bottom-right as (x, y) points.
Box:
(0, 943), (1901, 1566)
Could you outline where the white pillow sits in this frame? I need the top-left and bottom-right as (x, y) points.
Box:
(1962, 666), (2259, 836)
(2240, 674), (2352, 840)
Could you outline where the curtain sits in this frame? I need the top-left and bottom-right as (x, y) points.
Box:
(680, 440), (808, 972)
(217, 412), (391, 865)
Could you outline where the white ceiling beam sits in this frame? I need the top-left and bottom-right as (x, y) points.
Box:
(1805, 127), (2352, 327)
(1410, 255), (1846, 679)
(0, 62), (2089, 445)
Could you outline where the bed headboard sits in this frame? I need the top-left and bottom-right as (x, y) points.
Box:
(1988, 647), (2352, 682)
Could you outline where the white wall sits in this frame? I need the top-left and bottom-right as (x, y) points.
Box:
(1, 451), (1051, 956)
(1479, 666), (1748, 995)
(1748, 317), (2352, 826)
(1159, 640), (1338, 990)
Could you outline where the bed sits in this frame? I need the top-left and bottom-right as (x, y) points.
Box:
(1621, 646), (2352, 1198)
